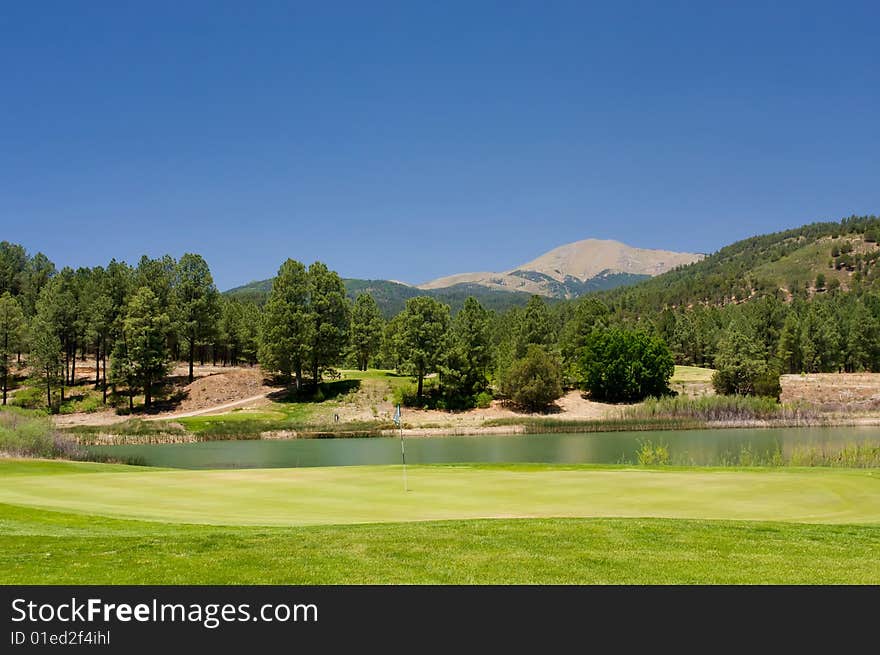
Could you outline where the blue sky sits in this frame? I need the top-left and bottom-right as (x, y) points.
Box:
(2, 1), (878, 290)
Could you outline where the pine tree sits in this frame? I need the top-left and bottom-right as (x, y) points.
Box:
(258, 260), (311, 387)
(29, 314), (62, 411)
(399, 296), (450, 402)
(307, 262), (350, 389)
(118, 287), (171, 408)
(514, 295), (554, 357)
(174, 254), (221, 382)
(776, 312), (801, 373)
(0, 293), (25, 405)
(350, 293), (384, 371)
(845, 302), (878, 371)
(440, 296), (492, 404)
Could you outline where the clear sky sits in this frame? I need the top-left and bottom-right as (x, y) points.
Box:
(2, 1), (878, 290)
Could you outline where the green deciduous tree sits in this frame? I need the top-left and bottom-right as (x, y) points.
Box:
(499, 344), (563, 410)
(350, 293), (384, 371)
(577, 328), (674, 402)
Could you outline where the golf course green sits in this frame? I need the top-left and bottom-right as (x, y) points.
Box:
(1, 458), (879, 584)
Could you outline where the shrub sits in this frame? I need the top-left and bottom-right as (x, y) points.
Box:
(498, 345), (563, 411)
(636, 441), (669, 465)
(10, 384), (51, 410)
(475, 391), (493, 409)
(577, 328), (674, 402)
(0, 407), (57, 458)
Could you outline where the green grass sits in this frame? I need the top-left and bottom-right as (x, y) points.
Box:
(2, 503), (878, 584)
(1, 459), (877, 527)
(670, 365), (715, 384)
(2, 458), (878, 584)
(338, 368), (414, 391)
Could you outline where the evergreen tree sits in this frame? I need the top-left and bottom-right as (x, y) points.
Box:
(399, 296), (450, 401)
(712, 324), (779, 397)
(514, 295), (555, 357)
(307, 262), (350, 389)
(800, 302), (842, 372)
(116, 287), (171, 408)
(440, 296), (492, 404)
(174, 254), (221, 382)
(350, 293), (384, 371)
(258, 259), (311, 387)
(0, 293), (24, 405)
(29, 314), (62, 411)
(558, 297), (609, 373)
(845, 302), (878, 372)
(33, 276), (74, 400)
(776, 312), (801, 373)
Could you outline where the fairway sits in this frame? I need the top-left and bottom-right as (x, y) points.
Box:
(0, 459), (878, 526)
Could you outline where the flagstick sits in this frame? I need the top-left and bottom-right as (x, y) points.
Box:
(395, 403), (408, 492)
(400, 423), (408, 492)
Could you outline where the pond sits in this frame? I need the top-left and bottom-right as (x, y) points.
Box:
(87, 426), (880, 469)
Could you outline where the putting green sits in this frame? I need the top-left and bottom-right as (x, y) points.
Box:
(1, 459), (878, 527)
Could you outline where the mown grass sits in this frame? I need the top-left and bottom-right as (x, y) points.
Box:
(338, 368), (414, 392)
(2, 459), (878, 583)
(670, 365), (715, 384)
(2, 459), (877, 526)
(1, 502), (878, 584)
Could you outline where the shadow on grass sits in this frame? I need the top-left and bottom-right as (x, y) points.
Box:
(268, 379), (361, 404)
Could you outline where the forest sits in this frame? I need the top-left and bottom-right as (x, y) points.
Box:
(2, 214), (880, 416)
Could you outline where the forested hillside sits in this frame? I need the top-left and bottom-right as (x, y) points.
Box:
(605, 215), (880, 311)
(226, 277), (535, 316)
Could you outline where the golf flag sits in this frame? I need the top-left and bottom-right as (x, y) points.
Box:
(394, 404), (407, 491)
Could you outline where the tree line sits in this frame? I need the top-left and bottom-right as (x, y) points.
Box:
(5, 231), (880, 415)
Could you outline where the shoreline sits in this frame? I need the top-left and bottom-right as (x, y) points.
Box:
(65, 413), (880, 446)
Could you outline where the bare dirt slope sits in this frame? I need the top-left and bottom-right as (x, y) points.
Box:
(331, 383), (619, 433)
(781, 372), (880, 411)
(53, 366), (274, 427)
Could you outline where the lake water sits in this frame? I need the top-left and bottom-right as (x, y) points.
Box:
(87, 426), (880, 469)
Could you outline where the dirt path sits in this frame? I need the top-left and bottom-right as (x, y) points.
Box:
(143, 393), (271, 421)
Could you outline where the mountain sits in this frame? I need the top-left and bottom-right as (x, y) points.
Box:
(418, 238), (704, 298)
(225, 278), (534, 317)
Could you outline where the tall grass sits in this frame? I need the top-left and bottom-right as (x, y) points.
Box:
(0, 407), (144, 464)
(789, 443), (880, 468)
(484, 416), (705, 433)
(0, 407), (57, 458)
(625, 395), (820, 423)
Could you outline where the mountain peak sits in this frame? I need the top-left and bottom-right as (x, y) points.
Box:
(419, 238), (704, 298)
